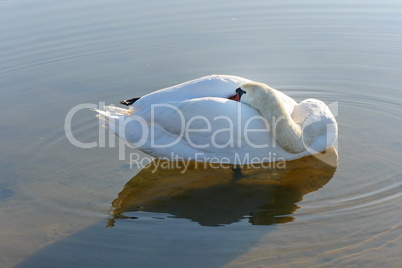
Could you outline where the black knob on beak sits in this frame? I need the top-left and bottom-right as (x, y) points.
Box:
(236, 87), (247, 98)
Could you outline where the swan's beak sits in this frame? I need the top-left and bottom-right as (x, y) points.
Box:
(229, 93), (241, 102)
(228, 87), (246, 102)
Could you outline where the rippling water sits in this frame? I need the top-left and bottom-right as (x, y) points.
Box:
(1, 0), (402, 267)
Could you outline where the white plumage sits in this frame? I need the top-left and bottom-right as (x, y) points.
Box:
(95, 75), (337, 164)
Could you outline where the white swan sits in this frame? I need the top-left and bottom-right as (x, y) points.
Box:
(95, 75), (337, 164)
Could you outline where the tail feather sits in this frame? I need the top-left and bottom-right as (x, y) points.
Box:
(94, 106), (132, 140)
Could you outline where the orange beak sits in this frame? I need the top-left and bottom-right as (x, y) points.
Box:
(228, 93), (241, 102)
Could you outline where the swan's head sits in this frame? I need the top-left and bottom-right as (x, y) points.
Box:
(236, 82), (272, 109)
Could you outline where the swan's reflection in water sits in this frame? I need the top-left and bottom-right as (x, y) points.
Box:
(109, 148), (337, 227)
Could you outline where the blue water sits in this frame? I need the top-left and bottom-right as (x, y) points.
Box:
(1, 0), (402, 267)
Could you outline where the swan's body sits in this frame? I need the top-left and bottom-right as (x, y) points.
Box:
(96, 75), (337, 164)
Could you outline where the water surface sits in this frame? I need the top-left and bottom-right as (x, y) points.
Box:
(1, 0), (402, 267)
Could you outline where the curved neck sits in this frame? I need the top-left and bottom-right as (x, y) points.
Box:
(256, 88), (314, 154)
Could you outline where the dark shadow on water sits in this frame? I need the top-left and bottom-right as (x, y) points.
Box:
(109, 148), (338, 227)
(17, 149), (337, 268)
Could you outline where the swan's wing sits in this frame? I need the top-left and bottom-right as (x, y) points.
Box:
(132, 75), (251, 111)
(141, 98), (263, 146)
(131, 97), (279, 161)
(132, 74), (298, 113)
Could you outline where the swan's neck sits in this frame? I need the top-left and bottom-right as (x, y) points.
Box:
(256, 88), (315, 154)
